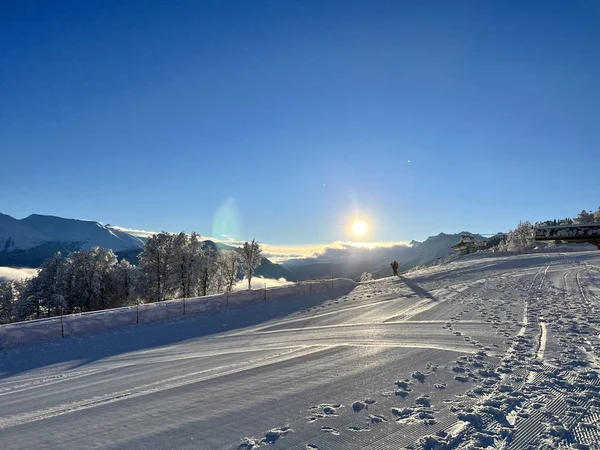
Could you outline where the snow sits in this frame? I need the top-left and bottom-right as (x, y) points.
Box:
(0, 279), (353, 348)
(1, 251), (600, 449)
(0, 266), (39, 282)
(0, 213), (145, 252)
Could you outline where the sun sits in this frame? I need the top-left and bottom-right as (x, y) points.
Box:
(352, 220), (367, 236)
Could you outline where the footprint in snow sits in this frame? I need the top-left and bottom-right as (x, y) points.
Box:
(411, 371), (427, 383)
(369, 414), (388, 423)
(395, 379), (412, 389)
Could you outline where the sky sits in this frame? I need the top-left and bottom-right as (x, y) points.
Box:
(1, 0), (599, 248)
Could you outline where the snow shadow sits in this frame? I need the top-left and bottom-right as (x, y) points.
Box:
(0, 285), (356, 379)
(397, 276), (437, 300)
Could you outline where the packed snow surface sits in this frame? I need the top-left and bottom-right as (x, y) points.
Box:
(1, 251), (600, 449)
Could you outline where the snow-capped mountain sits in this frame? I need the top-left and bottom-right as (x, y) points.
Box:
(0, 213), (297, 280)
(0, 213), (52, 251)
(0, 213), (145, 253)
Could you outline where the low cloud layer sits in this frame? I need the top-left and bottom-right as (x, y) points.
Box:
(0, 267), (39, 282)
(110, 225), (412, 264)
(261, 241), (412, 264)
(232, 276), (293, 291)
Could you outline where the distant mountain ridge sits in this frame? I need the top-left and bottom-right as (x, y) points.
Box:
(282, 232), (489, 280)
(0, 213), (144, 253)
(0, 213), (297, 281)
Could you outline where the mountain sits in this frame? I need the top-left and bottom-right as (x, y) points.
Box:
(1, 213), (145, 253)
(282, 232), (488, 280)
(0, 213), (53, 252)
(0, 213), (297, 281)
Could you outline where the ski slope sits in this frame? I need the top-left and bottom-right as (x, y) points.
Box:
(1, 252), (600, 449)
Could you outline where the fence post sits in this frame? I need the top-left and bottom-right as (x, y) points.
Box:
(226, 291), (229, 307)
(183, 298), (186, 316)
(60, 307), (64, 338)
(136, 299), (140, 324)
(331, 273), (334, 289)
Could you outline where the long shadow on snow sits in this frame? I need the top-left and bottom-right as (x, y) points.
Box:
(396, 276), (437, 300)
(0, 285), (356, 379)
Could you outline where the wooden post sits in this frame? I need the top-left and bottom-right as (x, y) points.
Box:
(226, 290), (229, 307)
(136, 299), (140, 324)
(331, 273), (334, 288)
(60, 307), (64, 338)
(264, 282), (267, 300)
(183, 298), (186, 316)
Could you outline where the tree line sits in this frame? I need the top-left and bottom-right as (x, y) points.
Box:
(0, 233), (262, 324)
(494, 206), (600, 253)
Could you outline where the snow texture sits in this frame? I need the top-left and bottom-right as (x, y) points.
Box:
(1, 251), (600, 450)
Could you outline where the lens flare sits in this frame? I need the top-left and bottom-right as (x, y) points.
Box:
(352, 220), (367, 236)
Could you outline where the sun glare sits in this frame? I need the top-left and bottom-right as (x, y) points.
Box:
(352, 220), (367, 236)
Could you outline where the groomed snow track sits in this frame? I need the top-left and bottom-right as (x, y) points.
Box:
(1, 251), (600, 449)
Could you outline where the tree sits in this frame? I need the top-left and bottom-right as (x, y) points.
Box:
(198, 245), (219, 296)
(219, 250), (241, 293)
(360, 272), (373, 282)
(506, 221), (535, 253)
(67, 247), (118, 311)
(138, 232), (175, 301)
(0, 280), (25, 323)
(240, 239), (262, 289)
(110, 259), (138, 307)
(575, 210), (595, 225)
(594, 207), (600, 223)
(29, 252), (68, 316)
(171, 232), (192, 298)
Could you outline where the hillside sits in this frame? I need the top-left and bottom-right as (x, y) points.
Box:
(0, 213), (144, 254)
(0, 213), (296, 281)
(2, 251), (599, 448)
(283, 232), (488, 280)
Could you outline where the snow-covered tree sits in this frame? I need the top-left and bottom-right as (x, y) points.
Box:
(110, 259), (138, 306)
(360, 272), (373, 282)
(0, 280), (25, 323)
(218, 250), (241, 293)
(171, 232), (192, 298)
(198, 245), (219, 296)
(30, 252), (68, 316)
(67, 247), (118, 311)
(575, 210), (595, 225)
(240, 239), (262, 289)
(138, 232), (175, 301)
(506, 221), (535, 253)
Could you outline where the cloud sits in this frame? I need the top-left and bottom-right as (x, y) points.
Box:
(232, 276), (293, 291)
(261, 241), (412, 263)
(107, 226), (158, 239)
(108, 223), (412, 264)
(0, 267), (39, 282)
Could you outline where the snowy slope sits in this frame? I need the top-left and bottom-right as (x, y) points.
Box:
(20, 214), (145, 250)
(1, 250), (600, 449)
(0, 213), (53, 252)
(0, 213), (145, 253)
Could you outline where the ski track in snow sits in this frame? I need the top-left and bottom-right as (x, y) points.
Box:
(1, 251), (600, 449)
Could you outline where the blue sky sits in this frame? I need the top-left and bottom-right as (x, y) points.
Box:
(1, 0), (599, 247)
